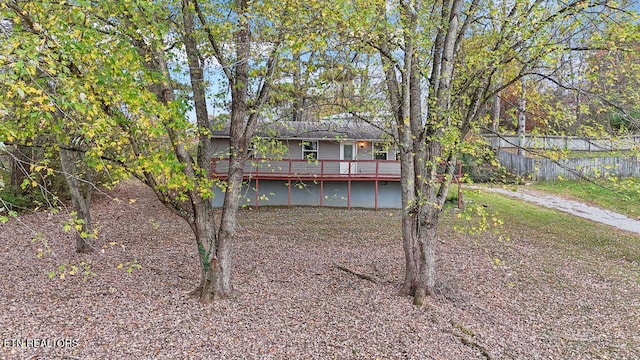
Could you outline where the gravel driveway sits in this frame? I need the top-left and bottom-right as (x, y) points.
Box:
(480, 186), (640, 235)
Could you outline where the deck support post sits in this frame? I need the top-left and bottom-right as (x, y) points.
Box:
(320, 180), (324, 207)
(375, 161), (379, 210)
(347, 180), (351, 209)
(375, 180), (379, 210)
(255, 178), (259, 208)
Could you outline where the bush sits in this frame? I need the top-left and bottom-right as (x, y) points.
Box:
(0, 158), (70, 213)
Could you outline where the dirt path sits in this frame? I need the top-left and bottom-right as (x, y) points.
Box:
(479, 186), (640, 235)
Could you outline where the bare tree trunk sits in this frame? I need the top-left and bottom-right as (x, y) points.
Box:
(399, 146), (417, 295)
(518, 79), (527, 156)
(413, 203), (439, 305)
(191, 194), (225, 302)
(182, 0), (232, 302)
(409, 0), (463, 305)
(292, 52), (304, 122)
(58, 147), (94, 253)
(200, 163), (244, 302)
(380, 49), (419, 296)
(403, 0), (477, 303)
(183, 0), (257, 302)
(492, 84), (501, 134)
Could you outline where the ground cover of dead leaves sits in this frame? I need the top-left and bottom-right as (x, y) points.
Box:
(1, 180), (639, 359)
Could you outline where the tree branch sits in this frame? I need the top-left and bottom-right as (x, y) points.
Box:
(334, 264), (377, 283)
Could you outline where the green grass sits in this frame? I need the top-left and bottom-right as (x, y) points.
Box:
(531, 178), (640, 219)
(455, 190), (640, 264)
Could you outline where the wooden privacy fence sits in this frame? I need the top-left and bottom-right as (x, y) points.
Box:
(485, 135), (640, 152)
(498, 150), (640, 180)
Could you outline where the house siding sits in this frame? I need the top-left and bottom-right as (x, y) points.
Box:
(213, 138), (387, 161)
(357, 142), (373, 160)
(318, 141), (340, 160)
(210, 136), (407, 209)
(212, 138), (230, 157)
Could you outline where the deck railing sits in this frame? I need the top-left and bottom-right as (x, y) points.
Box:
(211, 158), (403, 181)
(210, 157), (463, 208)
(211, 157), (462, 184)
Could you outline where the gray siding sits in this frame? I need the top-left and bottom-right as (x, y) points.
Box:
(213, 138), (389, 161)
(319, 141), (340, 160)
(210, 137), (402, 178)
(356, 142), (373, 160)
(212, 138), (230, 157)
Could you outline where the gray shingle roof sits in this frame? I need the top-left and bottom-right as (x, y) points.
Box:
(211, 120), (392, 141)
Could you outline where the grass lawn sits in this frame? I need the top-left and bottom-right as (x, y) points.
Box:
(458, 190), (640, 264)
(530, 177), (640, 219)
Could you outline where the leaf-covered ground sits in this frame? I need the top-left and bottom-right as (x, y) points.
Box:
(1, 180), (639, 359)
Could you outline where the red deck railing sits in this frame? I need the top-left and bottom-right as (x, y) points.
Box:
(210, 158), (463, 208)
(211, 158), (403, 181)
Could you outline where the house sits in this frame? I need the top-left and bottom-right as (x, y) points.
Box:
(210, 119), (461, 209)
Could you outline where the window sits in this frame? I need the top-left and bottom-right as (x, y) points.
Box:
(302, 141), (318, 160)
(373, 143), (388, 160)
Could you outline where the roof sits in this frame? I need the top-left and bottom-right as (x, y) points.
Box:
(211, 119), (392, 141)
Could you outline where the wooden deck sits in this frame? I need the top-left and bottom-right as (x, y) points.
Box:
(211, 158), (462, 208)
(211, 158), (402, 181)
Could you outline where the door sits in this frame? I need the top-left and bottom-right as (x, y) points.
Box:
(340, 142), (356, 175)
